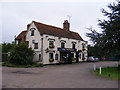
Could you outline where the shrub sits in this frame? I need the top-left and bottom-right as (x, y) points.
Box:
(9, 43), (34, 65)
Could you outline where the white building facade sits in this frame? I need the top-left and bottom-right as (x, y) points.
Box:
(16, 20), (87, 64)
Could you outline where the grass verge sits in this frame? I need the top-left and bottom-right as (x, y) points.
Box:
(94, 67), (120, 80)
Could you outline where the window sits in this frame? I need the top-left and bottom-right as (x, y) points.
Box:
(39, 54), (41, 61)
(49, 53), (54, 59)
(55, 53), (58, 60)
(82, 43), (85, 49)
(79, 53), (82, 59)
(31, 30), (34, 36)
(72, 43), (76, 49)
(71, 53), (74, 58)
(49, 41), (54, 45)
(34, 43), (38, 49)
(49, 41), (55, 48)
(61, 42), (65, 48)
(30, 28), (35, 36)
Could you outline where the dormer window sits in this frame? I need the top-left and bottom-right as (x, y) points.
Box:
(30, 28), (35, 36)
(31, 30), (34, 36)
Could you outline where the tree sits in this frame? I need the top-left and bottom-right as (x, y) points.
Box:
(9, 43), (34, 65)
(2, 43), (14, 53)
(86, 1), (120, 59)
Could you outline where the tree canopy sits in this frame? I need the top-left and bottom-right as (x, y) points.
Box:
(86, 1), (120, 59)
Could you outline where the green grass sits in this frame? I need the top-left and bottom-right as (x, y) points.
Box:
(94, 67), (120, 80)
(2, 62), (44, 68)
(0, 62), (2, 66)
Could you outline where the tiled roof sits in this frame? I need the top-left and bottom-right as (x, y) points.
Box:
(33, 21), (83, 40)
(16, 30), (27, 42)
(16, 21), (84, 41)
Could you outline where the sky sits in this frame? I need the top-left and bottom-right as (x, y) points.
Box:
(1, 0), (116, 44)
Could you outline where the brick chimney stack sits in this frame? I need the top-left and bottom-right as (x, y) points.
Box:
(63, 20), (70, 31)
(27, 24), (30, 30)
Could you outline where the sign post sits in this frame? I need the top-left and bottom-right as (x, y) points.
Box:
(99, 66), (102, 75)
(94, 64), (96, 71)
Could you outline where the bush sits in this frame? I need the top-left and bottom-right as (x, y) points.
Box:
(9, 43), (34, 65)
(2, 62), (43, 68)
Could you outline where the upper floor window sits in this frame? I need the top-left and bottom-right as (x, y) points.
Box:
(34, 43), (38, 49)
(72, 43), (76, 49)
(60, 40), (66, 48)
(30, 28), (35, 36)
(82, 43), (85, 49)
(71, 41), (76, 49)
(49, 41), (54, 46)
(31, 30), (34, 36)
(49, 40), (55, 49)
(61, 42), (65, 48)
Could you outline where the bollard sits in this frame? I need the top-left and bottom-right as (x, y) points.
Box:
(100, 66), (102, 75)
(94, 64), (96, 71)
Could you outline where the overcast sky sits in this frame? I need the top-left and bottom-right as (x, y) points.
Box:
(1, 0), (115, 44)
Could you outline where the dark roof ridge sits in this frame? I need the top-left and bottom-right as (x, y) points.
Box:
(33, 21), (64, 31)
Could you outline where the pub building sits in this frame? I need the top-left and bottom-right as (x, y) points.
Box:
(15, 20), (87, 64)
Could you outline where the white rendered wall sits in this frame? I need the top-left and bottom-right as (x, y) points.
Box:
(25, 22), (87, 64)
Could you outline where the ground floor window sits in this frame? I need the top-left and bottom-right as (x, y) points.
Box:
(82, 53), (85, 60)
(55, 53), (58, 60)
(39, 54), (41, 61)
(71, 53), (74, 58)
(34, 43), (38, 49)
(79, 53), (82, 59)
(49, 53), (54, 62)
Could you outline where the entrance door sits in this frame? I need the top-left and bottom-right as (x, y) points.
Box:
(60, 51), (72, 64)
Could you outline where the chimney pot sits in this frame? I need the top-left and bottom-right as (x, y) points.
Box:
(63, 20), (70, 31)
(27, 24), (30, 30)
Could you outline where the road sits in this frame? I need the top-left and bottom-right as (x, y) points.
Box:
(2, 61), (119, 88)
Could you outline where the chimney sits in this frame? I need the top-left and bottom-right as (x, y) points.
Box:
(63, 20), (70, 31)
(27, 24), (30, 30)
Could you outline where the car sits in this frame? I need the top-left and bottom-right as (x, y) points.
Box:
(87, 56), (95, 61)
(94, 58), (99, 61)
(87, 56), (99, 62)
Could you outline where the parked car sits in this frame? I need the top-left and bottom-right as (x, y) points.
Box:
(87, 56), (99, 62)
(87, 56), (95, 61)
(94, 58), (99, 61)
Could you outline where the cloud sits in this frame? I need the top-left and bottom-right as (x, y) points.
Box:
(1, 1), (115, 43)
(0, 0), (115, 3)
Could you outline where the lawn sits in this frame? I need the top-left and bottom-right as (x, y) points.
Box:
(0, 62), (2, 66)
(94, 67), (119, 80)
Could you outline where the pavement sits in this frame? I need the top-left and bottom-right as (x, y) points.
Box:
(2, 61), (119, 88)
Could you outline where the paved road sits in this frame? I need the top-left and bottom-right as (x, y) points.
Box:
(2, 61), (119, 88)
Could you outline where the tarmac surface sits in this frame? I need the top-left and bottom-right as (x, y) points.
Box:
(2, 61), (119, 88)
